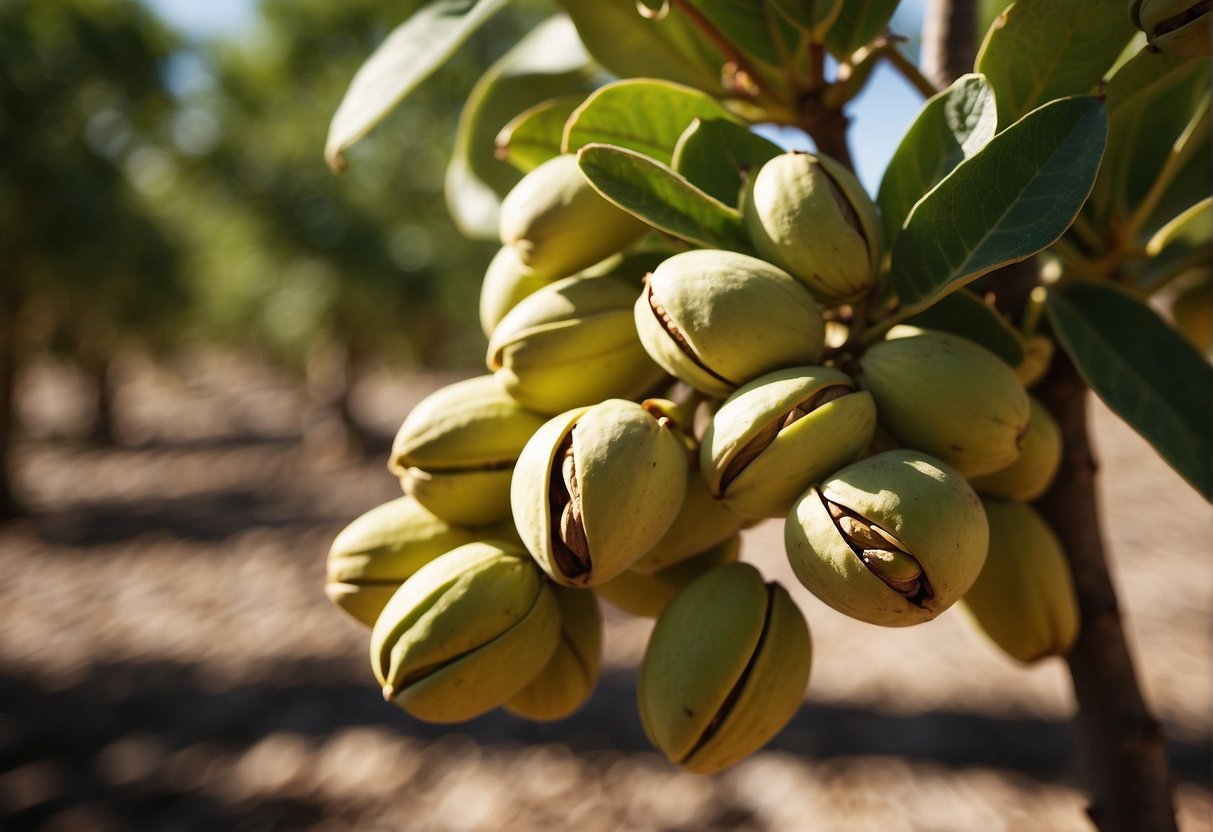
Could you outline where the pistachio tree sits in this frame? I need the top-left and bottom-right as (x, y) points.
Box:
(321, 1), (1211, 829)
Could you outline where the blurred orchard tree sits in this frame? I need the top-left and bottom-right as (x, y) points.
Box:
(0, 0), (188, 518)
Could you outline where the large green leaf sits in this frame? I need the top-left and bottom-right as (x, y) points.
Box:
(563, 79), (742, 165)
(824, 0), (899, 59)
(903, 288), (1025, 366)
(974, 0), (1135, 127)
(1045, 281), (1212, 499)
(446, 16), (596, 238)
(683, 0), (798, 67)
(889, 95), (1108, 311)
(671, 118), (782, 206)
(877, 73), (998, 246)
(576, 143), (751, 250)
(1084, 50), (1210, 229)
(496, 95), (585, 173)
(552, 0), (727, 95)
(325, 0), (511, 171)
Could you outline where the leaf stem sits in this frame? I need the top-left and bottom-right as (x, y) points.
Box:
(880, 40), (939, 99)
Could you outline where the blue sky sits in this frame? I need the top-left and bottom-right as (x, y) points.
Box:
(140, 0), (931, 191)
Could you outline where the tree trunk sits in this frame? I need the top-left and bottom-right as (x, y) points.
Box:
(922, 1), (1180, 829)
(0, 292), (23, 520)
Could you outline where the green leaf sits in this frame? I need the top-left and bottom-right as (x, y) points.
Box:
(325, 0), (511, 172)
(576, 143), (751, 251)
(1134, 198), (1213, 290)
(903, 289), (1025, 366)
(496, 95), (585, 173)
(825, 0), (899, 59)
(1045, 281), (1213, 499)
(683, 0), (798, 66)
(770, 0), (843, 36)
(446, 16), (596, 238)
(974, 0), (1136, 127)
(670, 118), (782, 206)
(889, 95), (1108, 311)
(552, 0), (727, 95)
(563, 79), (742, 165)
(877, 73), (998, 246)
(1084, 50), (1210, 229)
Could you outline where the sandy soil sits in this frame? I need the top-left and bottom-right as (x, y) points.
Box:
(0, 350), (1209, 832)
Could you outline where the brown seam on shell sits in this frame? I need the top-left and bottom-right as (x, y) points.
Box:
(644, 276), (733, 387)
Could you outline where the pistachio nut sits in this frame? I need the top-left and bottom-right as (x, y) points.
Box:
(634, 250), (825, 398)
(970, 396), (1062, 502)
(498, 154), (650, 278)
(506, 586), (603, 721)
(597, 535), (740, 618)
(700, 366), (877, 519)
(960, 500), (1079, 663)
(638, 562), (811, 774)
(370, 541), (560, 723)
(628, 472), (748, 574)
(1014, 333), (1055, 388)
(1130, 0), (1211, 57)
(785, 449), (989, 627)
(742, 151), (880, 305)
(479, 246), (557, 338)
(389, 375), (547, 526)
(511, 399), (689, 587)
(326, 495), (511, 627)
(487, 273), (667, 415)
(857, 326), (1030, 477)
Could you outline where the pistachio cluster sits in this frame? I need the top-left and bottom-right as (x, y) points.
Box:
(325, 148), (1078, 773)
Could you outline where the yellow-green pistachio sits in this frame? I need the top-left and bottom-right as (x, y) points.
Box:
(1171, 276), (1212, 354)
(638, 562), (811, 774)
(1015, 334), (1055, 388)
(511, 399), (689, 587)
(700, 366), (877, 519)
(506, 586), (603, 722)
(970, 396), (1063, 502)
(370, 541), (560, 723)
(325, 495), (514, 627)
(1130, 0), (1211, 57)
(785, 450), (989, 627)
(742, 151), (880, 305)
(628, 472), (748, 574)
(857, 326), (1030, 477)
(389, 375), (547, 526)
(487, 273), (667, 415)
(959, 500), (1079, 663)
(597, 535), (740, 618)
(633, 250), (825, 398)
(479, 246), (558, 338)
(498, 154), (650, 277)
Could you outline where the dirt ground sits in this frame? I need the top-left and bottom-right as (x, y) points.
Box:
(0, 350), (1209, 832)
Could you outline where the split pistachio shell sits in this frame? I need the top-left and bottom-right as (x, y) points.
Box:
(479, 246), (557, 338)
(325, 495), (510, 627)
(742, 151), (880, 304)
(511, 399), (689, 587)
(970, 396), (1063, 502)
(506, 586), (603, 721)
(634, 250), (825, 397)
(785, 450), (989, 627)
(629, 471), (747, 574)
(1131, 0), (1211, 56)
(596, 535), (741, 618)
(960, 501), (1079, 663)
(389, 375), (547, 526)
(700, 366), (877, 518)
(638, 563), (811, 774)
(370, 541), (561, 723)
(858, 326), (1030, 477)
(498, 154), (649, 277)
(487, 273), (667, 415)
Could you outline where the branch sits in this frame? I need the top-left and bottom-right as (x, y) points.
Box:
(881, 40), (939, 99)
(921, 0), (976, 87)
